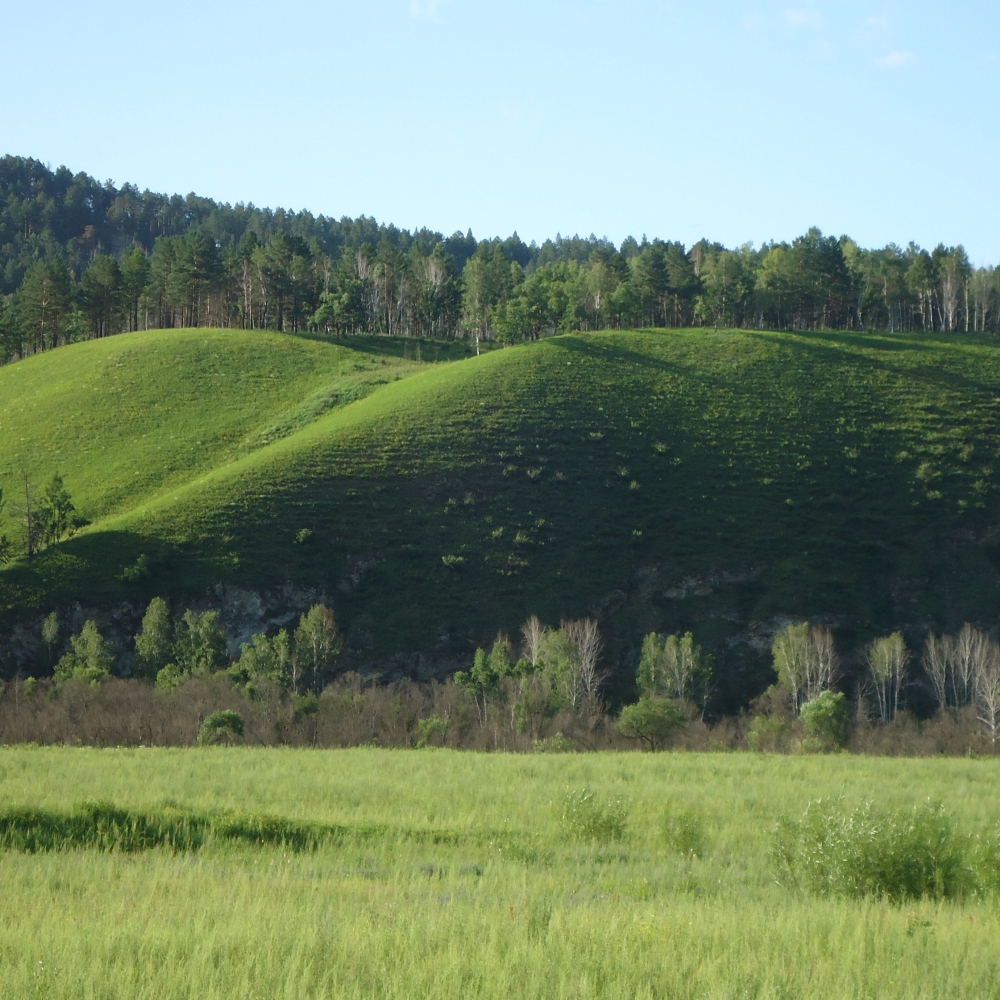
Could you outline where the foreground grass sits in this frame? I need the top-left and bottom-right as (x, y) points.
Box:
(0, 747), (998, 998)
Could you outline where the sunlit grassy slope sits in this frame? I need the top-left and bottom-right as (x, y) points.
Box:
(0, 327), (442, 521)
(3, 326), (1000, 689)
(0, 747), (998, 1000)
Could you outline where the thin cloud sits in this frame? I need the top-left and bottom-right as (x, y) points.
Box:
(409, 0), (451, 19)
(874, 50), (915, 68)
(785, 9), (822, 28)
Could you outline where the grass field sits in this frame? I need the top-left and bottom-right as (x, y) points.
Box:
(0, 747), (998, 999)
(3, 326), (1000, 697)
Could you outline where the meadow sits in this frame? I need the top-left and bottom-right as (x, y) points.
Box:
(1, 746), (999, 999)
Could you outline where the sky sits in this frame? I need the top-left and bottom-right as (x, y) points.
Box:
(3, 0), (999, 261)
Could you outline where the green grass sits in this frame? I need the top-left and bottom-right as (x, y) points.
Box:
(0, 328), (446, 522)
(4, 327), (1000, 697)
(0, 747), (998, 998)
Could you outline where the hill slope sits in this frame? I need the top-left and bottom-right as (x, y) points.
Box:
(0, 328), (452, 521)
(3, 327), (1000, 703)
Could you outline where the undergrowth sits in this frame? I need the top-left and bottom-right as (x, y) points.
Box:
(773, 798), (987, 901)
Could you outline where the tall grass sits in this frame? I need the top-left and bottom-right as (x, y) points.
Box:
(0, 748), (998, 997)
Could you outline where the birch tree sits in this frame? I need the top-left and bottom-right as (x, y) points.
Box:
(923, 631), (952, 709)
(772, 623), (838, 714)
(563, 617), (604, 707)
(637, 631), (713, 708)
(974, 642), (1000, 744)
(951, 622), (986, 707)
(521, 615), (546, 670)
(867, 633), (909, 723)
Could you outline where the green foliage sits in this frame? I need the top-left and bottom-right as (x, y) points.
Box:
(174, 610), (228, 676)
(120, 552), (150, 581)
(662, 808), (707, 857)
(774, 799), (975, 902)
(197, 710), (245, 746)
(133, 597), (172, 679)
(747, 712), (794, 753)
(531, 732), (575, 753)
(800, 690), (850, 750)
(37, 472), (76, 548)
(559, 788), (628, 843)
(155, 663), (186, 691)
(293, 604), (342, 694)
(618, 697), (685, 750)
(414, 715), (448, 749)
(772, 622), (813, 707)
(40, 611), (59, 661)
(636, 631), (712, 704)
(618, 696), (685, 750)
(868, 632), (909, 723)
(234, 630), (292, 688)
(456, 637), (523, 718)
(54, 620), (114, 683)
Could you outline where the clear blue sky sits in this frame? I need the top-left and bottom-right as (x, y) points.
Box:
(4, 1), (999, 261)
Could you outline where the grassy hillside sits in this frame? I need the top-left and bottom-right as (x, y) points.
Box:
(3, 327), (1000, 698)
(0, 747), (997, 999)
(0, 328), (457, 522)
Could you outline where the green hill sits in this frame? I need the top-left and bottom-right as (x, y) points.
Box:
(2, 326), (1000, 703)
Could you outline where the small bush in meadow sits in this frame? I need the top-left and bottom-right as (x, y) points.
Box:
(774, 798), (975, 902)
(532, 732), (575, 753)
(559, 788), (628, 843)
(662, 808), (707, 857)
(197, 710), (245, 746)
(800, 691), (850, 751)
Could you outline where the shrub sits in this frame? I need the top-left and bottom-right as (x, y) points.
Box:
(197, 710), (245, 746)
(617, 697), (685, 750)
(773, 798), (975, 902)
(799, 690), (850, 750)
(415, 715), (448, 748)
(155, 663), (185, 691)
(662, 808), (707, 857)
(559, 788), (628, 843)
(747, 713), (792, 752)
(532, 732), (575, 753)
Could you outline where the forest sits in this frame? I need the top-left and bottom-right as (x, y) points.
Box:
(0, 154), (996, 361)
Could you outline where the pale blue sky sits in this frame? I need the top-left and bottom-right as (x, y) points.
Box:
(4, 1), (999, 260)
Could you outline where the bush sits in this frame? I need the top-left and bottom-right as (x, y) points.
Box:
(414, 715), (448, 748)
(800, 690), (850, 750)
(747, 713), (793, 752)
(617, 697), (685, 750)
(197, 710), (245, 746)
(532, 732), (575, 753)
(662, 808), (707, 857)
(773, 798), (975, 901)
(559, 788), (628, 843)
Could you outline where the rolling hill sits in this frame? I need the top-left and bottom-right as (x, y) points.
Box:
(2, 326), (1000, 706)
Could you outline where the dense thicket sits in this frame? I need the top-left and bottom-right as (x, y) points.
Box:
(1, 155), (997, 360)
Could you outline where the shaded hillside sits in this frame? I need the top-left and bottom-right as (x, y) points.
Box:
(2, 327), (1000, 705)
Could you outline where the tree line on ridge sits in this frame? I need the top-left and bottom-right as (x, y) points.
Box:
(1, 155), (997, 360)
